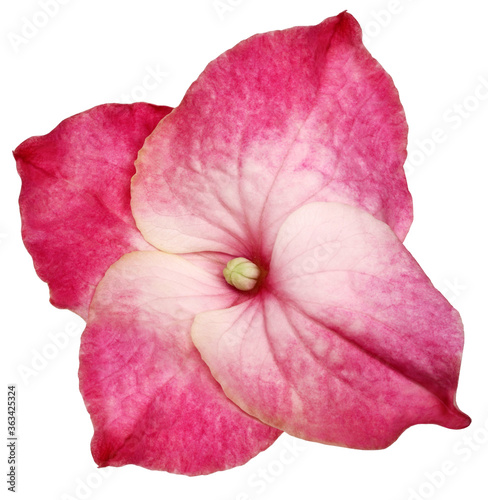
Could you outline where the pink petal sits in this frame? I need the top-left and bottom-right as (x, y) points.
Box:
(132, 12), (411, 262)
(192, 203), (470, 449)
(14, 103), (171, 319)
(79, 251), (281, 475)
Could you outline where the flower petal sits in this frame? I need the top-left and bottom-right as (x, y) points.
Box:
(14, 103), (171, 319)
(79, 251), (281, 475)
(191, 202), (470, 449)
(132, 12), (411, 261)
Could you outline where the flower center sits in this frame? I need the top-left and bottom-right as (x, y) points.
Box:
(223, 257), (261, 291)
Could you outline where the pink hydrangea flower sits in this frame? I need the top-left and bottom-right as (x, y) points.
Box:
(14, 12), (470, 476)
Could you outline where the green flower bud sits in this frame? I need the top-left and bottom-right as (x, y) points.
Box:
(223, 257), (260, 291)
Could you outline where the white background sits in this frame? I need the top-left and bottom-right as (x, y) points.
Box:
(1, 1), (487, 499)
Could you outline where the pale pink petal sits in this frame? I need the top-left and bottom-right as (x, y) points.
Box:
(79, 251), (281, 475)
(132, 12), (411, 261)
(14, 103), (171, 319)
(192, 203), (469, 449)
